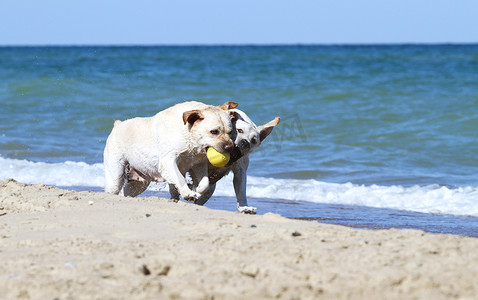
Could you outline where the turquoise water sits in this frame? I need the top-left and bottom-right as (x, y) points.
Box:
(1, 45), (478, 234)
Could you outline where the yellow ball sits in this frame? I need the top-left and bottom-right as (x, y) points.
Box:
(207, 147), (230, 167)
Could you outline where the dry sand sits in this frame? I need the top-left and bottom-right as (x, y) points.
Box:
(1, 179), (477, 300)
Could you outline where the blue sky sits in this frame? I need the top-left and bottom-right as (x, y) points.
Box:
(1, 0), (477, 45)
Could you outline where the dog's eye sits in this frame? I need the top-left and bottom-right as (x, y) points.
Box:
(251, 137), (258, 144)
(210, 129), (220, 135)
(237, 129), (244, 134)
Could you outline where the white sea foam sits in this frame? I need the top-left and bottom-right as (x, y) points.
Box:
(1, 156), (478, 217)
(0, 157), (104, 188)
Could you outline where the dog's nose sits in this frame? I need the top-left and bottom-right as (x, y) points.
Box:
(240, 139), (250, 150)
(224, 143), (233, 152)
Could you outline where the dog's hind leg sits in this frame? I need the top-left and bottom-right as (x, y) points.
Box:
(122, 179), (150, 197)
(104, 154), (126, 195)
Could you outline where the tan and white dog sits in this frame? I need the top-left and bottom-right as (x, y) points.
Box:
(103, 101), (237, 201)
(169, 109), (280, 214)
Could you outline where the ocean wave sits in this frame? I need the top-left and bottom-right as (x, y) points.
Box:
(1, 157), (478, 217)
(0, 157), (104, 187)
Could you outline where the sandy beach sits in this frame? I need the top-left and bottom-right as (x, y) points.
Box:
(1, 179), (477, 299)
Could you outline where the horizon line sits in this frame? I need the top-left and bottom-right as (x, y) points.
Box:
(1, 42), (478, 47)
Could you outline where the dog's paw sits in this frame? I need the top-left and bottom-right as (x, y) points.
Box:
(182, 191), (200, 202)
(238, 206), (257, 214)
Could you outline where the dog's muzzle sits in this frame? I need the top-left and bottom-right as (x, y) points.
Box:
(239, 139), (250, 150)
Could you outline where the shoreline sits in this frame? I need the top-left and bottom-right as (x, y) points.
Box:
(1, 179), (478, 299)
(62, 185), (478, 238)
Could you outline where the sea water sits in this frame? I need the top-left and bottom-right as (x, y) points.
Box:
(1, 45), (478, 236)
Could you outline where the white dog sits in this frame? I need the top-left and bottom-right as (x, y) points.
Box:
(103, 101), (237, 201)
(169, 109), (280, 213)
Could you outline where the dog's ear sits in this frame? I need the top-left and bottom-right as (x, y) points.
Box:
(258, 117), (280, 142)
(183, 110), (204, 126)
(218, 101), (238, 111)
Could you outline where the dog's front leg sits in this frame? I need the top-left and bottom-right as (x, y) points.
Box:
(169, 184), (180, 202)
(161, 155), (200, 202)
(193, 161), (210, 195)
(194, 183), (216, 205)
(233, 157), (257, 214)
